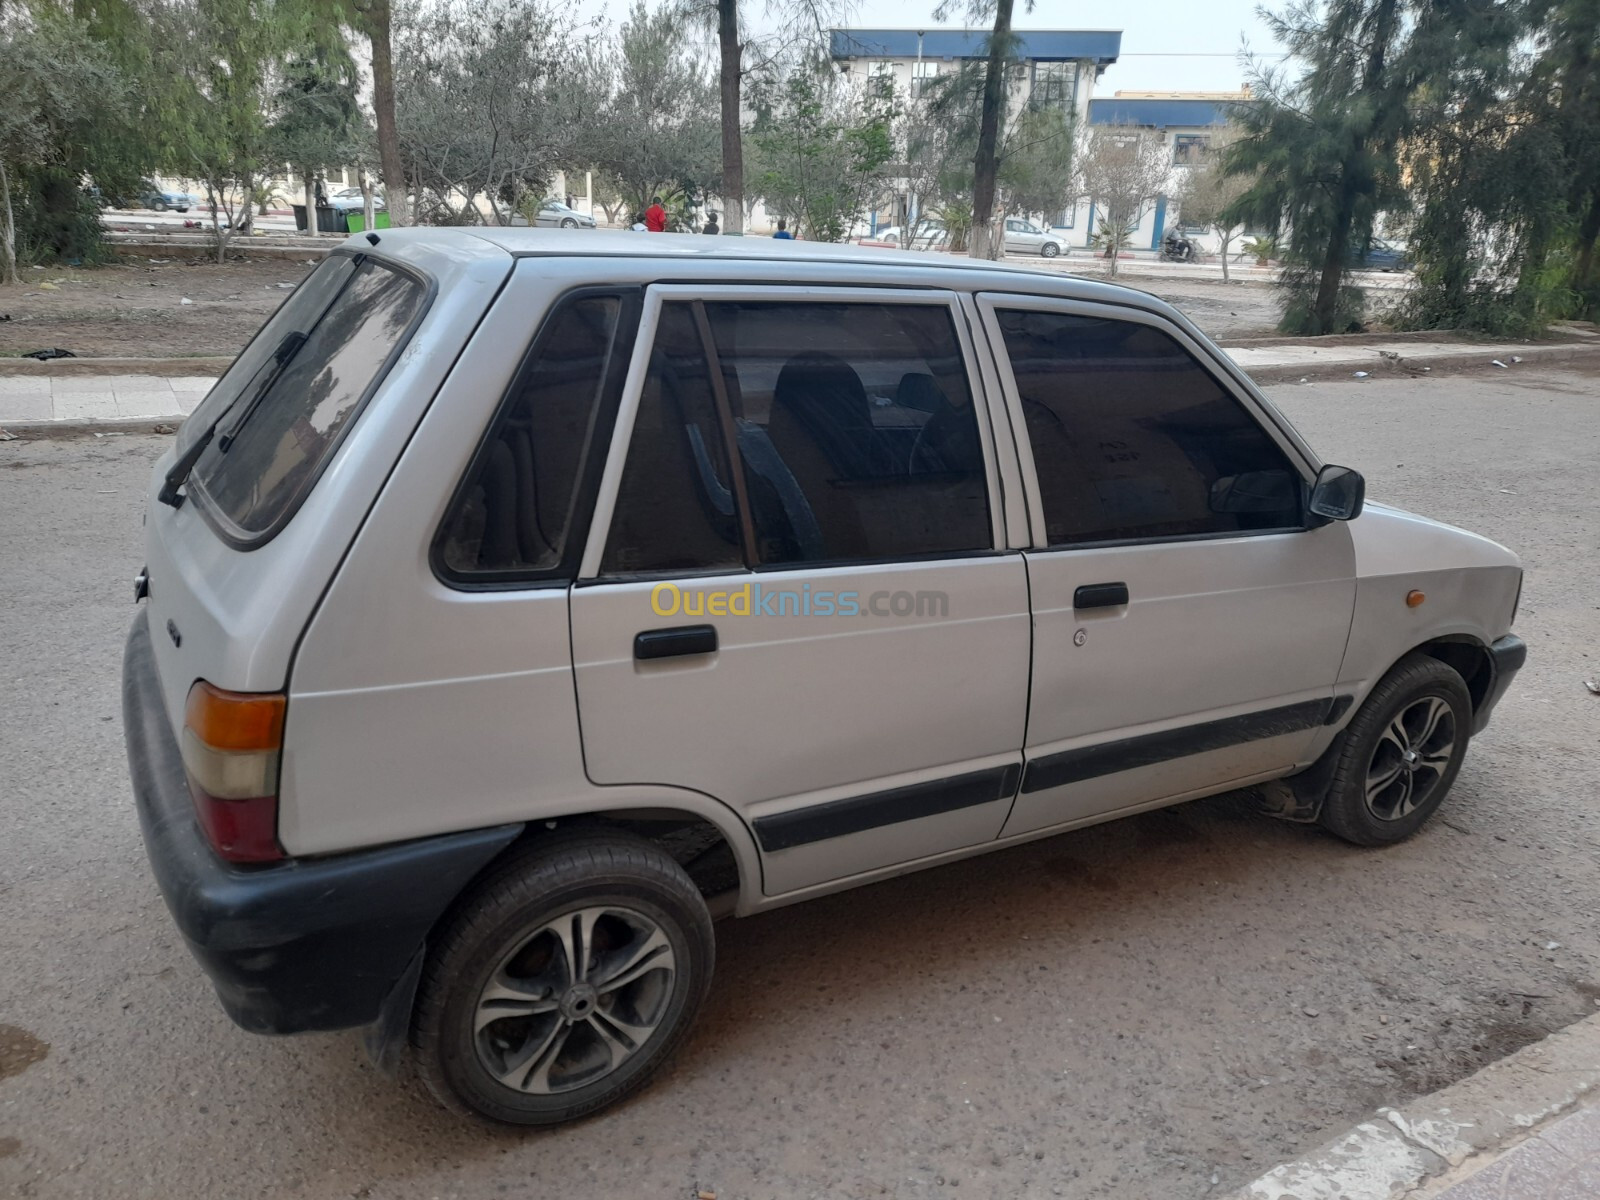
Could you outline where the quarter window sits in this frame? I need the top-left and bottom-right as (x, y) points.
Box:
(601, 300), (992, 575)
(438, 294), (624, 578)
(996, 310), (1302, 545)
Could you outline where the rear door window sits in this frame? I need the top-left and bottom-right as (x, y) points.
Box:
(188, 254), (427, 541)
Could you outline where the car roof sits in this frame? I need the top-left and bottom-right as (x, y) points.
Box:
(354, 226), (1186, 316)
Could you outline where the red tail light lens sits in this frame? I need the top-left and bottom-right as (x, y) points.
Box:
(181, 681), (286, 863)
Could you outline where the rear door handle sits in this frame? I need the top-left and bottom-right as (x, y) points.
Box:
(634, 624), (718, 660)
(1074, 582), (1129, 610)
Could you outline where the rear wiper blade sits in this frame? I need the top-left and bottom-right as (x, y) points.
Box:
(158, 330), (306, 509)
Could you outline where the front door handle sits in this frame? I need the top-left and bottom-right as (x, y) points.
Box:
(634, 624), (718, 660)
(1074, 582), (1129, 610)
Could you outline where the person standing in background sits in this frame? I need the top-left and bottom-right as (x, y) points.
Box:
(772, 218), (793, 240)
(702, 211), (720, 235)
(645, 196), (667, 233)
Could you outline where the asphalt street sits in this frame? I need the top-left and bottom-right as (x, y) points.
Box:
(1, 365), (1597, 1200)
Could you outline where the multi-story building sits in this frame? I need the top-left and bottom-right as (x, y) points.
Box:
(829, 28), (1123, 233)
(1067, 90), (1254, 255)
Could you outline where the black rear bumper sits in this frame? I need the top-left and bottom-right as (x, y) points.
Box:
(1473, 633), (1526, 735)
(122, 611), (521, 1035)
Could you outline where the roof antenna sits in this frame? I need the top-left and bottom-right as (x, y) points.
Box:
(365, 232), (380, 245)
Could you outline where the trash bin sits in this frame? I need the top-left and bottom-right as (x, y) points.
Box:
(345, 212), (393, 234)
(292, 204), (348, 234)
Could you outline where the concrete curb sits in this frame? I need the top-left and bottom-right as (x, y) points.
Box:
(1241, 341), (1600, 386)
(1225, 1010), (1600, 1200)
(0, 357), (231, 378)
(103, 239), (335, 261)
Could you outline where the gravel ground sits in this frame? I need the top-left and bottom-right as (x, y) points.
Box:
(0, 252), (1287, 360)
(1, 365), (1597, 1200)
(0, 258), (318, 359)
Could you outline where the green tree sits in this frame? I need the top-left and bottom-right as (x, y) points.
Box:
(902, 60), (1075, 251)
(749, 69), (897, 241)
(0, 12), (125, 284)
(267, 54), (366, 239)
(675, 0), (842, 237)
(1226, 0), (1414, 333)
(585, 3), (720, 219)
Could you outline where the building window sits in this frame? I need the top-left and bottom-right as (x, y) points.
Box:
(869, 60), (894, 79)
(1031, 61), (1077, 110)
(911, 59), (939, 97)
(1173, 134), (1209, 165)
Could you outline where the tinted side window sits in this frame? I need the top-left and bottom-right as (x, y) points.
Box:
(439, 295), (622, 577)
(601, 304), (745, 576)
(997, 311), (1302, 545)
(706, 301), (990, 565)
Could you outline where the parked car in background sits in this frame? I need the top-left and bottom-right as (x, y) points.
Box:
(327, 187), (385, 213)
(1003, 217), (1064, 258)
(1352, 239), (1411, 271)
(533, 199), (596, 228)
(125, 230), (1524, 1128)
(866, 220), (949, 249)
(138, 183), (195, 212)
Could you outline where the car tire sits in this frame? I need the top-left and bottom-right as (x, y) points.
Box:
(560, 217), (578, 228)
(175, 207), (188, 214)
(1318, 654), (1474, 847)
(152, 200), (167, 212)
(412, 828), (715, 1126)
(1041, 242), (1060, 258)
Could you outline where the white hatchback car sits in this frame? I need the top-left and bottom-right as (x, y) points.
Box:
(124, 230), (1524, 1126)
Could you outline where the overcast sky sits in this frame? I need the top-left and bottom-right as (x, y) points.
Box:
(575, 0), (1287, 95)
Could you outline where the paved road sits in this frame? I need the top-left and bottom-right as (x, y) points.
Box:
(2, 366), (1597, 1200)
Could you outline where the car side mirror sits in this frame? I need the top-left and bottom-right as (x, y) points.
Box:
(1308, 464), (1366, 522)
(1210, 469), (1299, 514)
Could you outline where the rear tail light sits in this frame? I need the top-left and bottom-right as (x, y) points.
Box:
(181, 681), (286, 863)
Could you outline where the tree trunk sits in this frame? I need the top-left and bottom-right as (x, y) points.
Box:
(366, 0), (409, 227)
(0, 161), (17, 288)
(970, 0), (1015, 260)
(1572, 191), (1600, 312)
(205, 178), (230, 265)
(360, 167), (376, 232)
(239, 169), (254, 237)
(303, 172), (319, 239)
(717, 0), (742, 235)
(1312, 197), (1354, 333)
(1218, 229), (1231, 282)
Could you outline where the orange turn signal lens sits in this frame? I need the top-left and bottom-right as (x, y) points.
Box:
(184, 681), (285, 752)
(1406, 590), (1427, 608)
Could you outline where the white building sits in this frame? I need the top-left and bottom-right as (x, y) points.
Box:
(1065, 91), (1255, 255)
(829, 27), (1123, 234)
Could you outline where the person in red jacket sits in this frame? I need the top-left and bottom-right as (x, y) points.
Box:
(644, 196), (667, 233)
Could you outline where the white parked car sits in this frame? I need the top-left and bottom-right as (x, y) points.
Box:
(1003, 216), (1064, 257)
(326, 186), (385, 213)
(125, 230), (1524, 1127)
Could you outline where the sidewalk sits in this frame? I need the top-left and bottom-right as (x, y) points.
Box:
(2, 337), (1596, 432)
(1229, 1010), (1600, 1200)
(0, 372), (215, 425)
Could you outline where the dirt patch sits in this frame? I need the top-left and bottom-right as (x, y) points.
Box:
(0, 256), (317, 359)
(0, 1025), (47, 1081)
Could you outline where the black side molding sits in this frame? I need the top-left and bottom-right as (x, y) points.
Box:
(754, 763), (1021, 852)
(1021, 697), (1332, 794)
(635, 625), (718, 660)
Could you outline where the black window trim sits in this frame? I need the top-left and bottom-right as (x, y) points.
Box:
(430, 284), (646, 592)
(976, 293), (1320, 551)
(590, 286), (1005, 582)
(188, 250), (437, 551)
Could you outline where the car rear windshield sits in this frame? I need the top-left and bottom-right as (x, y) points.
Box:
(186, 254), (426, 541)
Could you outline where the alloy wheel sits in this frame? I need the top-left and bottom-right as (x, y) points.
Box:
(473, 906), (677, 1095)
(1364, 695), (1457, 821)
